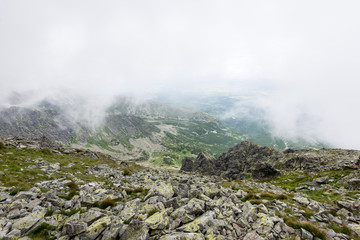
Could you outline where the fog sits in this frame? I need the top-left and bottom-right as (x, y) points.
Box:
(1, 1), (360, 149)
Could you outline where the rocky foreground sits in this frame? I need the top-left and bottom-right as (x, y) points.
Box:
(0, 138), (360, 239)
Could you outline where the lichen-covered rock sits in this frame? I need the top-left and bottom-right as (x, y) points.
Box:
(293, 195), (310, 206)
(348, 224), (360, 237)
(252, 163), (280, 181)
(145, 209), (170, 230)
(119, 199), (141, 222)
(252, 213), (274, 235)
(12, 207), (46, 234)
(101, 217), (123, 240)
(243, 230), (264, 240)
(159, 232), (205, 240)
(120, 219), (149, 240)
(63, 219), (87, 237)
(178, 211), (215, 233)
(84, 216), (112, 240)
(145, 182), (174, 200)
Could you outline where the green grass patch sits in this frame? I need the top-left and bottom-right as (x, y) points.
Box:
(283, 217), (326, 240)
(0, 146), (120, 191)
(241, 191), (258, 202)
(123, 167), (132, 176)
(123, 187), (149, 199)
(9, 188), (19, 196)
(147, 208), (159, 217)
(44, 209), (55, 217)
(259, 192), (288, 200)
(29, 223), (56, 240)
(99, 198), (117, 209)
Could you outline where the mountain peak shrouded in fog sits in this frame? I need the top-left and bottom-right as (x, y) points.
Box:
(1, 0), (360, 149)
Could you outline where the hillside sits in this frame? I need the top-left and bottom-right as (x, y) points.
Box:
(0, 96), (245, 167)
(0, 138), (360, 239)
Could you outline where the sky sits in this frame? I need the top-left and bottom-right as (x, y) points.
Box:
(1, 0), (360, 149)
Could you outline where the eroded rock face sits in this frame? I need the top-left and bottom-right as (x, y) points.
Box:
(181, 141), (282, 180)
(252, 163), (280, 181)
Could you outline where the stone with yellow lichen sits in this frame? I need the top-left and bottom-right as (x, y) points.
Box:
(85, 216), (112, 240)
(159, 232), (205, 240)
(81, 209), (105, 224)
(101, 216), (123, 239)
(145, 182), (174, 200)
(43, 214), (67, 230)
(12, 207), (46, 234)
(178, 211), (215, 233)
(119, 199), (141, 222)
(145, 209), (170, 230)
(349, 224), (360, 237)
(252, 213), (274, 235)
(240, 201), (256, 223)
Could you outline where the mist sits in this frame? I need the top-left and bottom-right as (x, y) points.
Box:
(1, 0), (360, 149)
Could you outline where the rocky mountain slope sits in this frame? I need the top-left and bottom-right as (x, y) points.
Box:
(181, 141), (359, 181)
(0, 137), (360, 239)
(0, 97), (244, 166)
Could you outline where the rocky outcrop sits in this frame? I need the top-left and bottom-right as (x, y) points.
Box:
(252, 163), (280, 181)
(181, 141), (360, 180)
(181, 141), (282, 180)
(180, 152), (216, 175)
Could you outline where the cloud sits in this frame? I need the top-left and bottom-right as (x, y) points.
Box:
(0, 0), (360, 148)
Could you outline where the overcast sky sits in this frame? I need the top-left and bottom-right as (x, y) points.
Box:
(1, 1), (360, 149)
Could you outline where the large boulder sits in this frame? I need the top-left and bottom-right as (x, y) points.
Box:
(180, 157), (194, 172)
(252, 163), (280, 181)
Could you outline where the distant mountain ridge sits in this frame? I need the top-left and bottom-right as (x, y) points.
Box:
(0, 95), (244, 166)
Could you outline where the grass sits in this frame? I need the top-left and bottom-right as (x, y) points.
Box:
(0, 146), (121, 191)
(282, 216), (327, 240)
(44, 209), (55, 217)
(98, 198), (117, 209)
(259, 192), (289, 200)
(241, 191), (258, 202)
(9, 188), (19, 196)
(59, 180), (80, 200)
(123, 187), (149, 199)
(147, 208), (159, 217)
(29, 223), (56, 240)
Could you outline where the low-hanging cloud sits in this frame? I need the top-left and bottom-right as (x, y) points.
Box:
(1, 0), (360, 149)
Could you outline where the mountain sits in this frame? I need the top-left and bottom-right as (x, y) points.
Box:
(0, 96), (244, 166)
(154, 93), (329, 150)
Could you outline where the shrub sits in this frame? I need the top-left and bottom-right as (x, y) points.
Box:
(65, 180), (79, 191)
(123, 167), (132, 176)
(0, 141), (5, 149)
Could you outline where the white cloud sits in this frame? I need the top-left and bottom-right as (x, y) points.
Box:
(1, 0), (360, 148)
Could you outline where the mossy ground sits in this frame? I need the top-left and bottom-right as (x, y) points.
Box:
(0, 145), (141, 191)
